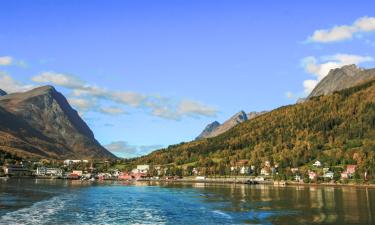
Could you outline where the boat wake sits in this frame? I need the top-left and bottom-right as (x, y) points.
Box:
(0, 194), (71, 225)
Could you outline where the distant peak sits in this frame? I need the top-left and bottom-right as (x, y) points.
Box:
(232, 110), (248, 121)
(330, 64), (361, 76)
(0, 89), (7, 96)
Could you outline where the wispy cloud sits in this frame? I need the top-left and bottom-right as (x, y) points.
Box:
(0, 72), (34, 93)
(301, 54), (373, 94)
(104, 141), (163, 158)
(0, 56), (13, 66)
(31, 71), (218, 120)
(308, 16), (375, 43)
(0, 56), (27, 67)
(99, 106), (127, 115)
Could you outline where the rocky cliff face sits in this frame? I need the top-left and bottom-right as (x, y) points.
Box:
(308, 64), (375, 99)
(0, 86), (116, 159)
(195, 121), (221, 140)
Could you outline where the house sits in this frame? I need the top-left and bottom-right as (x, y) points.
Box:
(71, 170), (83, 176)
(341, 172), (350, 179)
(323, 171), (334, 179)
(240, 166), (249, 174)
(313, 161), (322, 167)
(132, 165), (149, 174)
(295, 175), (302, 181)
(2, 165), (32, 177)
(308, 171), (317, 180)
(346, 165), (356, 174)
(118, 173), (133, 180)
(260, 168), (270, 176)
(192, 168), (199, 175)
(341, 165), (357, 179)
(36, 167), (63, 177)
(264, 161), (271, 168)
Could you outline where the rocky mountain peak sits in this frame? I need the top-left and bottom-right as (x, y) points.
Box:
(0, 85), (116, 159)
(231, 110), (248, 123)
(0, 89), (7, 96)
(195, 121), (221, 140)
(308, 64), (375, 99)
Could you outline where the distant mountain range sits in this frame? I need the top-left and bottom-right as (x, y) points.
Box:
(0, 86), (116, 159)
(196, 111), (266, 140)
(133, 65), (375, 175)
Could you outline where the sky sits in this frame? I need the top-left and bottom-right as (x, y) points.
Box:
(1, 0), (375, 158)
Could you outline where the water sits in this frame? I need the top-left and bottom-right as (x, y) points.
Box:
(0, 179), (374, 225)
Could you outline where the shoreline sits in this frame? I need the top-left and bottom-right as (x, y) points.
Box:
(2, 176), (375, 189)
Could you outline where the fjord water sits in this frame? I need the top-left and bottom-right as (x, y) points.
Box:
(0, 179), (374, 225)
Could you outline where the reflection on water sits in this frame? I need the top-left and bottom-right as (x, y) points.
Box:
(0, 179), (374, 225)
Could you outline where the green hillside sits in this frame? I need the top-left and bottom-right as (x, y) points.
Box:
(133, 79), (375, 180)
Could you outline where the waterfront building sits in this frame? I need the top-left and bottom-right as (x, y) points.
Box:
(308, 171), (317, 180)
(36, 167), (63, 177)
(132, 165), (149, 174)
(240, 166), (249, 174)
(71, 170), (83, 176)
(2, 165), (32, 177)
(346, 165), (357, 174)
(295, 175), (301, 181)
(323, 171), (334, 179)
(260, 168), (270, 176)
(341, 165), (357, 179)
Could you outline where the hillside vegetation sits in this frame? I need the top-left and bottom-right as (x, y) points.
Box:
(133, 79), (375, 179)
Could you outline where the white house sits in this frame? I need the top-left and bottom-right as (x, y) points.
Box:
(313, 161), (322, 167)
(132, 165), (150, 174)
(323, 171), (334, 179)
(240, 166), (249, 174)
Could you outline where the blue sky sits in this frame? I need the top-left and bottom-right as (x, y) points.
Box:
(1, 0), (375, 157)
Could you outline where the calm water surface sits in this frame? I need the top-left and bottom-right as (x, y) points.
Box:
(0, 179), (374, 224)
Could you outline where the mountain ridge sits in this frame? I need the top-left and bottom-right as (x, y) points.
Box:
(0, 86), (116, 159)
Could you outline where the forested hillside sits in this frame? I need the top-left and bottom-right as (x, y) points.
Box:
(133, 79), (375, 179)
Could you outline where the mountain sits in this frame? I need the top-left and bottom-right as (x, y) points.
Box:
(247, 111), (267, 120)
(0, 86), (116, 159)
(196, 110), (267, 140)
(0, 89), (7, 96)
(134, 78), (375, 178)
(195, 121), (220, 140)
(196, 111), (248, 139)
(308, 64), (375, 99)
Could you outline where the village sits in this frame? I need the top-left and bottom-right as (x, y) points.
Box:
(0, 158), (366, 185)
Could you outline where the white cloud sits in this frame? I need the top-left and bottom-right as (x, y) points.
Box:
(177, 100), (217, 117)
(31, 71), (218, 120)
(301, 54), (373, 94)
(0, 56), (13, 66)
(309, 16), (375, 43)
(99, 106), (126, 115)
(0, 72), (34, 93)
(32, 72), (84, 89)
(104, 141), (163, 158)
(111, 92), (146, 107)
(67, 97), (96, 111)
